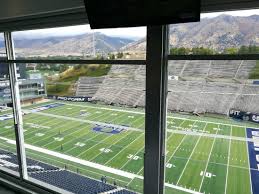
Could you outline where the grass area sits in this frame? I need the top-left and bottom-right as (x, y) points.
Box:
(44, 64), (111, 96)
(59, 64), (111, 82)
(46, 83), (72, 96)
(249, 60), (259, 79)
(0, 101), (256, 194)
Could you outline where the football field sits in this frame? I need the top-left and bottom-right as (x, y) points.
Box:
(0, 100), (257, 194)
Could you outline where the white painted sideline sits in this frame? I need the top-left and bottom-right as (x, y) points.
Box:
(164, 183), (202, 194)
(0, 136), (201, 194)
(2, 137), (141, 180)
(62, 102), (259, 129)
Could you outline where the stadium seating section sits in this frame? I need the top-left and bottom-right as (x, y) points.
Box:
(75, 60), (259, 115)
(76, 77), (105, 97)
(0, 150), (135, 194)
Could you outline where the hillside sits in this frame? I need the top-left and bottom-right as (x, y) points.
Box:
(1, 15), (258, 56)
(0, 33), (133, 57)
(46, 64), (111, 96)
(122, 15), (259, 52)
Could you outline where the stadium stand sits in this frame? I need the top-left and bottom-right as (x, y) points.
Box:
(76, 77), (105, 97)
(89, 60), (259, 115)
(109, 190), (136, 194)
(31, 170), (116, 194)
(168, 60), (256, 79)
(0, 149), (135, 194)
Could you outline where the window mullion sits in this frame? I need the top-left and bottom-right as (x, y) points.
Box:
(4, 31), (28, 180)
(144, 25), (168, 194)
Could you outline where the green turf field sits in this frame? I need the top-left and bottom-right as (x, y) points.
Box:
(0, 100), (255, 194)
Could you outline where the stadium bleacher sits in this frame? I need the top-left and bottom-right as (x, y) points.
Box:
(168, 60), (256, 79)
(31, 170), (116, 194)
(76, 77), (105, 97)
(81, 60), (259, 115)
(0, 149), (135, 194)
(110, 190), (136, 194)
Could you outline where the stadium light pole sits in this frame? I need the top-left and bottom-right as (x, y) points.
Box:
(4, 31), (28, 180)
(144, 25), (168, 194)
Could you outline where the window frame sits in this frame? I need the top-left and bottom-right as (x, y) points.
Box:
(0, 15), (258, 194)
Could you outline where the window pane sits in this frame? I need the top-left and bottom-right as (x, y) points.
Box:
(168, 9), (259, 55)
(12, 25), (146, 60)
(165, 60), (259, 194)
(0, 33), (5, 56)
(0, 63), (20, 176)
(19, 64), (145, 193)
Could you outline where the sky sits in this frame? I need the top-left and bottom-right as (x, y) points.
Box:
(11, 9), (259, 40)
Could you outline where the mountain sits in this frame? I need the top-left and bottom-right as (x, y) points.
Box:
(1, 15), (258, 56)
(0, 33), (133, 57)
(122, 15), (259, 52)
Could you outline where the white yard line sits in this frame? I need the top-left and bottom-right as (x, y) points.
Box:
(32, 121), (84, 146)
(0, 135), (205, 194)
(165, 183), (203, 194)
(63, 102), (258, 129)
(53, 110), (132, 152)
(63, 103), (145, 115)
(165, 135), (187, 179)
(176, 123), (207, 185)
(89, 131), (134, 162)
(168, 129), (254, 142)
(164, 120), (188, 169)
(24, 149), (129, 185)
(24, 111), (253, 143)
(63, 133), (101, 154)
(198, 124), (219, 192)
(30, 111), (143, 133)
(76, 114), (135, 158)
(104, 134), (144, 165)
(119, 145), (144, 170)
(76, 134), (113, 158)
(27, 118), (80, 139)
(224, 126), (232, 194)
(245, 128), (253, 194)
(136, 166), (143, 176)
(51, 126), (93, 150)
(172, 155), (255, 171)
(0, 136), (142, 180)
(129, 115), (145, 129)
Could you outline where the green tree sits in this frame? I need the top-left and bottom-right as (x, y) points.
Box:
(238, 45), (249, 54)
(223, 48), (238, 54)
(59, 64), (69, 73)
(108, 53), (115, 59)
(116, 52), (124, 59)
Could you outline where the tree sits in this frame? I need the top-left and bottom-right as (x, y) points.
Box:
(59, 64), (69, 73)
(192, 47), (214, 55)
(238, 45), (249, 54)
(116, 52), (124, 59)
(170, 47), (190, 55)
(108, 53), (115, 59)
(223, 48), (238, 54)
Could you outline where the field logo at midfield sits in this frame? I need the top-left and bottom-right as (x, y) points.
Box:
(92, 123), (126, 134)
(246, 128), (259, 194)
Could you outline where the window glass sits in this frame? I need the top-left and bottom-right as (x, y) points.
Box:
(165, 60), (259, 194)
(169, 9), (259, 55)
(12, 25), (146, 60)
(0, 33), (5, 57)
(0, 62), (20, 177)
(19, 63), (145, 193)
